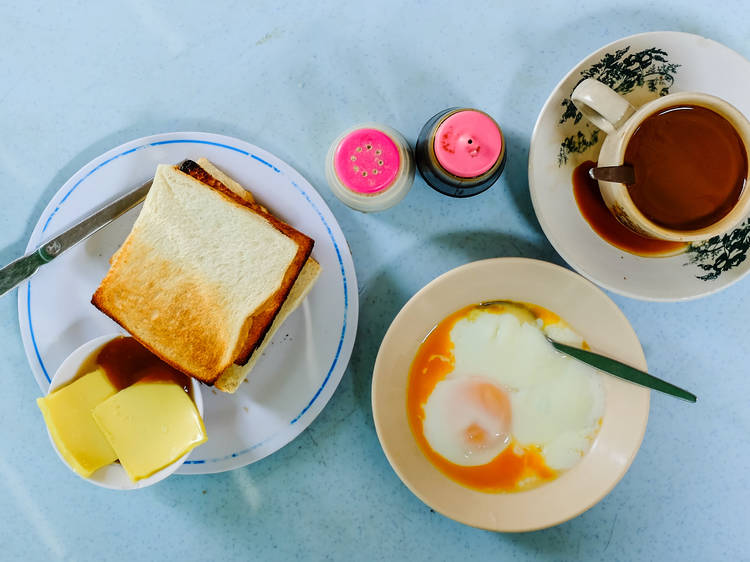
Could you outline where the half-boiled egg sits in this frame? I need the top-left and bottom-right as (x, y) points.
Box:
(407, 301), (605, 493)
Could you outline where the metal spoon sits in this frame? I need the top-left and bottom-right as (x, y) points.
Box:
(547, 338), (696, 403)
(589, 164), (636, 185)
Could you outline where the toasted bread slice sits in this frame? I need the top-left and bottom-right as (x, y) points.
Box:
(105, 159), (261, 267)
(92, 163), (313, 384)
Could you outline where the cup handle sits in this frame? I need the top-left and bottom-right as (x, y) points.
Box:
(570, 79), (636, 134)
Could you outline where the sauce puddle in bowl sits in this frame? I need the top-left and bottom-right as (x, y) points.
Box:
(85, 336), (192, 395)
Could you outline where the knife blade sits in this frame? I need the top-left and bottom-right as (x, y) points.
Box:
(549, 338), (697, 403)
(0, 176), (153, 298)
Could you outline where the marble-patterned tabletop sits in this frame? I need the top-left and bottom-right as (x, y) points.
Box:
(0, 1), (747, 560)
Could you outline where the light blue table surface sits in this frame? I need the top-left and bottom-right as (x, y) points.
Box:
(1, 2), (748, 560)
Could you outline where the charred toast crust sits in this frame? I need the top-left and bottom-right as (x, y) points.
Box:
(178, 160), (314, 367)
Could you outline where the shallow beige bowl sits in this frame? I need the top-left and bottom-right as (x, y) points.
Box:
(372, 258), (650, 532)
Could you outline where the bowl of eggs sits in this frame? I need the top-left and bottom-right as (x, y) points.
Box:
(372, 257), (650, 531)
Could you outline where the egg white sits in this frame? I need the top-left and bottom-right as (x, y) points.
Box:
(422, 308), (605, 470)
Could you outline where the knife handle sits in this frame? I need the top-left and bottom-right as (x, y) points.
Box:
(0, 248), (50, 297)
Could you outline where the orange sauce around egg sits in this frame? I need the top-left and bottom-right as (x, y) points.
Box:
(523, 303), (560, 326)
(407, 303), (559, 493)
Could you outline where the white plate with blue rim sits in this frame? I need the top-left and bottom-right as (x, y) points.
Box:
(18, 131), (358, 474)
(529, 31), (750, 301)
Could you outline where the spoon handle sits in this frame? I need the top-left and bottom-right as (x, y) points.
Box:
(589, 165), (636, 184)
(549, 339), (697, 403)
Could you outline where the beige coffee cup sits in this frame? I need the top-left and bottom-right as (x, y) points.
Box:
(571, 78), (750, 242)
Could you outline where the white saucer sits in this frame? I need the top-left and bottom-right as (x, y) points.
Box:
(529, 31), (750, 301)
(18, 132), (358, 474)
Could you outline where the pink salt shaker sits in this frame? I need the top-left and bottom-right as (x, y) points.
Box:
(416, 108), (506, 197)
(325, 124), (415, 212)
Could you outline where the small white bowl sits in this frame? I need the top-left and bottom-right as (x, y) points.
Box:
(43, 334), (204, 490)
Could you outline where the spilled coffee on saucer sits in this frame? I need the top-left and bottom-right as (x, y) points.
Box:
(624, 105), (747, 231)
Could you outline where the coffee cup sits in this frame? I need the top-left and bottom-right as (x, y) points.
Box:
(571, 78), (750, 242)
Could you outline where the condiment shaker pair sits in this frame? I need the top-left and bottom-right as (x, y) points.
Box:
(325, 108), (506, 212)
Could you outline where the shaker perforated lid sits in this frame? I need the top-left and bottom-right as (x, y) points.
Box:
(433, 110), (503, 178)
(326, 123), (415, 212)
(333, 128), (401, 194)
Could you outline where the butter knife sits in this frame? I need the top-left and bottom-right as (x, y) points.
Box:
(0, 177), (153, 298)
(549, 338), (697, 403)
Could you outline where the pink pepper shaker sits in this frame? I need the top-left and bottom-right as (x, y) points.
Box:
(416, 108), (506, 197)
(325, 123), (415, 212)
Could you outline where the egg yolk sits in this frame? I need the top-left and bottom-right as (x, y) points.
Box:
(407, 302), (558, 493)
(463, 381), (511, 446)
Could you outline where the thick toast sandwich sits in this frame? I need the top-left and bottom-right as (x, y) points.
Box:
(92, 160), (316, 386)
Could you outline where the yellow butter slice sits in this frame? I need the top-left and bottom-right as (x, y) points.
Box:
(36, 368), (118, 478)
(92, 381), (207, 482)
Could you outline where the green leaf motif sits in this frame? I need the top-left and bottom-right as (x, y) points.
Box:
(685, 218), (750, 281)
(557, 46), (681, 165)
(557, 130), (600, 167)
